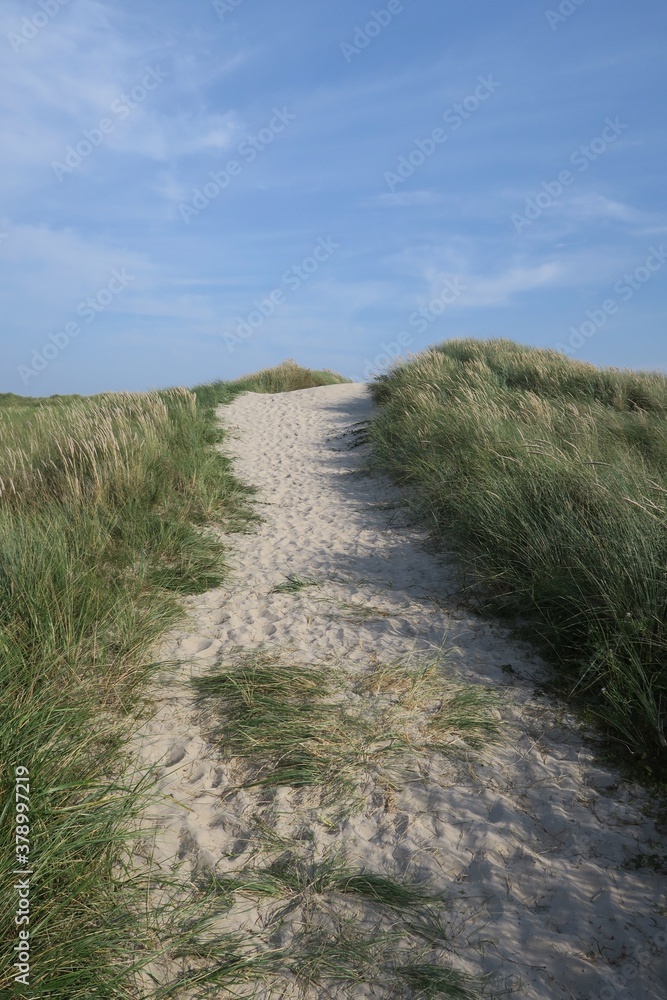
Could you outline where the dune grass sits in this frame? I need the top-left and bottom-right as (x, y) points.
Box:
(398, 964), (486, 999)
(193, 357), (349, 410)
(367, 338), (667, 777)
(285, 925), (486, 999)
(0, 363), (344, 997)
(193, 656), (397, 799)
(191, 645), (498, 995)
(195, 843), (486, 998)
(190, 827), (489, 996)
(193, 651), (501, 802)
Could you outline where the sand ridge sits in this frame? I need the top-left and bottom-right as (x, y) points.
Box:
(134, 382), (667, 998)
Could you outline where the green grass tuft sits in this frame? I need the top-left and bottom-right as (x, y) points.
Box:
(192, 656), (383, 795)
(194, 650), (502, 805)
(271, 574), (322, 594)
(194, 358), (349, 410)
(204, 849), (438, 910)
(398, 962), (486, 998)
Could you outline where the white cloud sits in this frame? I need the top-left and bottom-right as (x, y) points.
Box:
(0, 0), (242, 199)
(0, 221), (150, 332)
(102, 109), (241, 162)
(455, 262), (563, 307)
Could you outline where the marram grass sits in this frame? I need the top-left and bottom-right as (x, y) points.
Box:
(0, 363), (345, 998)
(193, 651), (501, 797)
(368, 338), (667, 776)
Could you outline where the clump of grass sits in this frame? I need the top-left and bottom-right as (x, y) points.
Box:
(397, 963), (486, 999)
(426, 688), (503, 754)
(272, 574), (322, 594)
(0, 363), (345, 997)
(357, 658), (446, 705)
(192, 656), (394, 797)
(152, 927), (281, 998)
(205, 849), (438, 909)
(194, 358), (349, 410)
(199, 856), (482, 998)
(358, 658), (503, 758)
(335, 870), (437, 909)
(368, 339), (667, 776)
(275, 919), (486, 998)
(192, 645), (497, 996)
(286, 922), (397, 995)
(193, 651), (502, 804)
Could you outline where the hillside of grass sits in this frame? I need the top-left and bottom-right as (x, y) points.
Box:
(368, 339), (667, 778)
(0, 361), (345, 998)
(194, 357), (349, 408)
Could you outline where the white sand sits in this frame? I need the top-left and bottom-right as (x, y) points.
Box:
(135, 383), (667, 998)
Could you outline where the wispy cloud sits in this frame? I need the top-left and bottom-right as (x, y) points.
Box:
(455, 262), (563, 307)
(0, 222), (149, 330)
(0, 0), (242, 189)
(1, 0), (665, 393)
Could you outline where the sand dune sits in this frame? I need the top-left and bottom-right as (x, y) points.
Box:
(134, 383), (667, 998)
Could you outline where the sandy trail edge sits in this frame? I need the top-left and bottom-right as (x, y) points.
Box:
(132, 382), (666, 999)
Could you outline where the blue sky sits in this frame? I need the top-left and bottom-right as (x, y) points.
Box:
(1, 0), (666, 395)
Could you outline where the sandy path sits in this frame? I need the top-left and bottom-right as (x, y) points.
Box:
(136, 383), (666, 999)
